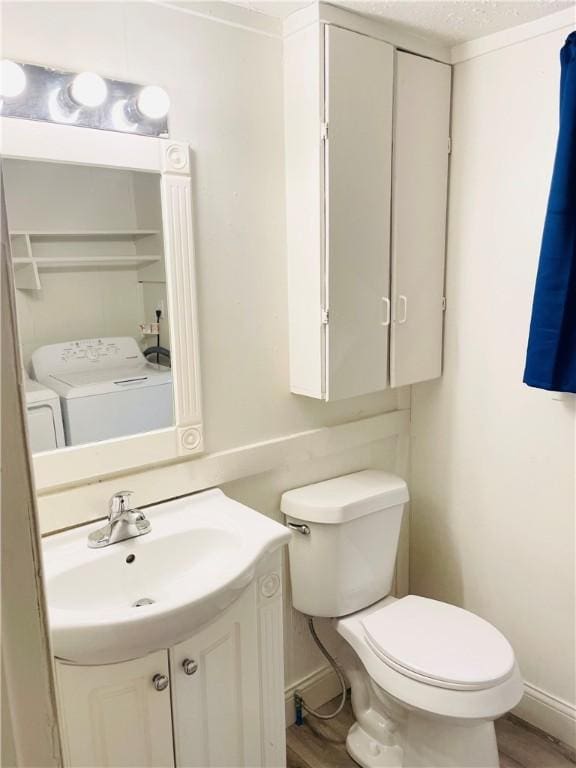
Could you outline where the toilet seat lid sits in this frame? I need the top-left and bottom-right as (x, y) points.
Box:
(361, 596), (516, 691)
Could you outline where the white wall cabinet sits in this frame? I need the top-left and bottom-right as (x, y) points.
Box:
(285, 24), (451, 399)
(55, 556), (287, 768)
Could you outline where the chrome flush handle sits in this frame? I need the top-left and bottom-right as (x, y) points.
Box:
(286, 522), (310, 535)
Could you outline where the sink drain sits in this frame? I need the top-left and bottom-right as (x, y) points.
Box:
(132, 597), (155, 607)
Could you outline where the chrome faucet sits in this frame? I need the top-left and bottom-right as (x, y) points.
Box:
(88, 491), (151, 548)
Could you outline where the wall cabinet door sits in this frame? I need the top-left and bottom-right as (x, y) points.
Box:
(55, 651), (174, 768)
(285, 22), (325, 399)
(324, 25), (394, 400)
(285, 23), (394, 401)
(169, 586), (262, 768)
(390, 52), (451, 387)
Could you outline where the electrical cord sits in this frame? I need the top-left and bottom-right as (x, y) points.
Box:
(295, 617), (348, 721)
(155, 309), (162, 364)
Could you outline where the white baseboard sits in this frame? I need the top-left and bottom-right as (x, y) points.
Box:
(514, 682), (576, 750)
(285, 666), (343, 727)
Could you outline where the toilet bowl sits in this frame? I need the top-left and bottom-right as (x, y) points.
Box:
(336, 596), (523, 767)
(281, 471), (523, 768)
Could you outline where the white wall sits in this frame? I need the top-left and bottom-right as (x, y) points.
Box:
(411, 25), (576, 745)
(2, 1), (406, 697)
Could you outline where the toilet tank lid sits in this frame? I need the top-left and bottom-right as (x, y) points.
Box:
(280, 470), (409, 524)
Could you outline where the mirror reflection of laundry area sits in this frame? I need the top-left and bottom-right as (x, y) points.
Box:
(3, 160), (174, 453)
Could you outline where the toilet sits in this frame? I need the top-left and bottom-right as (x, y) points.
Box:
(281, 470), (523, 768)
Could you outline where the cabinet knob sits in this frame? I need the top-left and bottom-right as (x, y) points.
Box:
(182, 658), (198, 676)
(152, 673), (169, 691)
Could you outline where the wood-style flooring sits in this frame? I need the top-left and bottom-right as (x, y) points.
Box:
(286, 696), (576, 768)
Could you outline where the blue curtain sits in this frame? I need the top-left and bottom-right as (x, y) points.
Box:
(524, 32), (576, 392)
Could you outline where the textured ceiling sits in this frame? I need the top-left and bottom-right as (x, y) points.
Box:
(232, 0), (575, 44)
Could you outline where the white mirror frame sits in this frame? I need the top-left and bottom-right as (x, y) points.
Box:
(1, 117), (203, 493)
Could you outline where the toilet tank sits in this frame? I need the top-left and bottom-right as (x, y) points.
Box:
(281, 470), (409, 617)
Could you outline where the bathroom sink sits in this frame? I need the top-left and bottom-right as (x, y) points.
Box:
(42, 489), (290, 664)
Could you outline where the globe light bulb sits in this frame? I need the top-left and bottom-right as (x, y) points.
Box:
(69, 72), (107, 108)
(0, 60), (26, 99)
(136, 85), (170, 120)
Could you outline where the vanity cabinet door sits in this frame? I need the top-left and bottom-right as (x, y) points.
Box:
(55, 651), (174, 768)
(170, 585), (262, 768)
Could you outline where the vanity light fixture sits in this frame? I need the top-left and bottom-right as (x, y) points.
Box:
(0, 60), (26, 99)
(69, 72), (108, 108)
(0, 62), (169, 137)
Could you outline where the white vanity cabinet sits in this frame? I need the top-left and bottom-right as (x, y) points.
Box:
(285, 23), (451, 399)
(54, 557), (287, 768)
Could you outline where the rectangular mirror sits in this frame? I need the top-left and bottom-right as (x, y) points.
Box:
(1, 118), (203, 492)
(4, 159), (174, 453)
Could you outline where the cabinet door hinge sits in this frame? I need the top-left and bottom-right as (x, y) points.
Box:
(321, 122), (329, 141)
(442, 296), (447, 311)
(321, 308), (329, 324)
(447, 137), (452, 154)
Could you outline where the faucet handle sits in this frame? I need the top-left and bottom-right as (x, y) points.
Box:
(109, 490), (134, 518)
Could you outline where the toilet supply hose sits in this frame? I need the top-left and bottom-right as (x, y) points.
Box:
(294, 617), (347, 723)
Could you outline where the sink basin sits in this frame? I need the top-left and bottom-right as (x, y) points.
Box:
(42, 489), (290, 664)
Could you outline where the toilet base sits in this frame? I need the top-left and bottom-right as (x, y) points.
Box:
(345, 665), (501, 768)
(346, 721), (403, 768)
